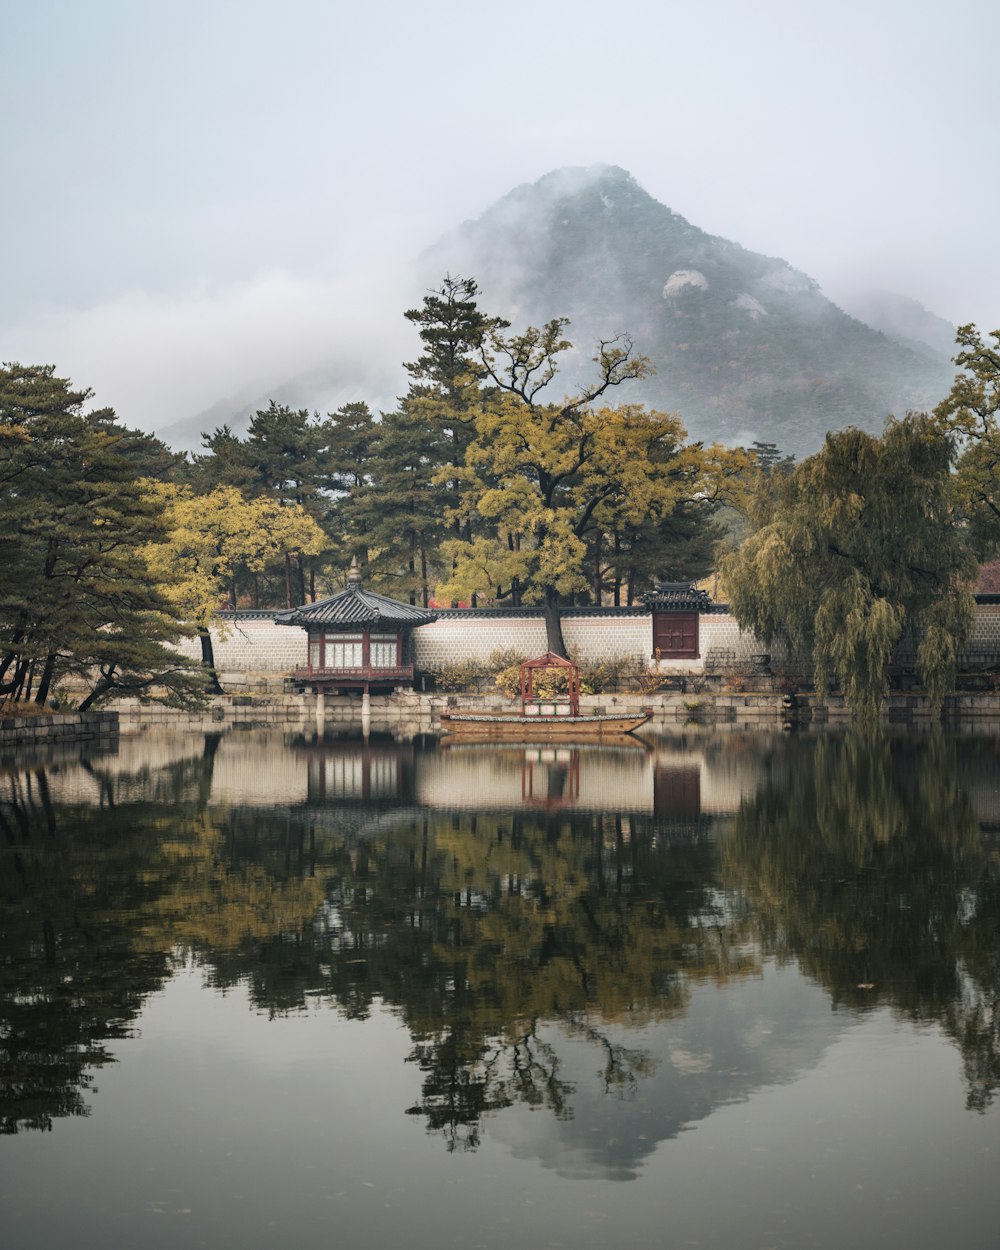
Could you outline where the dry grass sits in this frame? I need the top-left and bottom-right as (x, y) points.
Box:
(0, 699), (59, 719)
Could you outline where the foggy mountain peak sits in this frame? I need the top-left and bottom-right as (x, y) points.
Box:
(160, 166), (957, 459)
(428, 165), (954, 456)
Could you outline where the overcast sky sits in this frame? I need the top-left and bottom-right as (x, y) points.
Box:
(2, 0), (997, 436)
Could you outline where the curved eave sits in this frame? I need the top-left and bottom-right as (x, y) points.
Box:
(275, 590), (437, 629)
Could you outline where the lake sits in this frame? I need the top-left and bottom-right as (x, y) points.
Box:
(1, 726), (998, 1249)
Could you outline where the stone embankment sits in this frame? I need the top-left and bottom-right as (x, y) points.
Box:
(5, 688), (996, 750)
(110, 687), (1000, 734)
(0, 710), (119, 760)
(110, 688), (802, 733)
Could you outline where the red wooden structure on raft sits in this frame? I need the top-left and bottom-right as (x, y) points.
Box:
(519, 652), (581, 718)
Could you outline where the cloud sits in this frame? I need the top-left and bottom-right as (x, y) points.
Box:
(1, 258), (418, 439)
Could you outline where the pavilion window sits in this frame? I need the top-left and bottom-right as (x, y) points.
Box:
(369, 633), (398, 667)
(308, 637), (320, 669)
(326, 633), (363, 668)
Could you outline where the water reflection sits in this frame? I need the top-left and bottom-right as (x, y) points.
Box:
(1, 728), (999, 1167)
(725, 730), (1000, 1112)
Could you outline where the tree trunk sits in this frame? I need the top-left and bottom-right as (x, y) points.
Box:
(543, 586), (567, 656)
(199, 626), (224, 694)
(78, 664), (117, 712)
(284, 552), (293, 609)
(34, 652), (57, 706)
(8, 658), (29, 702)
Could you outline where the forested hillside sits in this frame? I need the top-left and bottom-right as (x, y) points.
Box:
(429, 166), (954, 456)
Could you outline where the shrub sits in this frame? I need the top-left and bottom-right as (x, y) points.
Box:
(435, 660), (492, 692)
(490, 649), (527, 698)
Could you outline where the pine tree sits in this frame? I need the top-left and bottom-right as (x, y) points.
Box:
(0, 364), (203, 709)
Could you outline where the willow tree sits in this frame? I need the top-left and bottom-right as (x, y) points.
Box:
(719, 414), (977, 720)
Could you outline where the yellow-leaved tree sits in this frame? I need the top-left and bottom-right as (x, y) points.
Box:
(435, 320), (751, 653)
(143, 484), (324, 691)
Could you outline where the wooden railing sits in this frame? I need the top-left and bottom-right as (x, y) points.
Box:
(293, 664), (415, 683)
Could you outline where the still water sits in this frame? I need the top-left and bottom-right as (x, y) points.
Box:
(1, 727), (999, 1249)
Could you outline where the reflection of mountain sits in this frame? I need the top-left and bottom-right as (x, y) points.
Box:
(491, 967), (847, 1180)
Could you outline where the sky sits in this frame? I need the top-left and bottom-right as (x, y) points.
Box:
(2, 0), (997, 440)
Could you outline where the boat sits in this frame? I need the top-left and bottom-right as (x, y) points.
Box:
(438, 652), (651, 739)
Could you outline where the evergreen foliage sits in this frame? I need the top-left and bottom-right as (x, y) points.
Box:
(932, 323), (1000, 557)
(0, 364), (202, 710)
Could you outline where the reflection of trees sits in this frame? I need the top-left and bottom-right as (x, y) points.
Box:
(22, 727), (1000, 1151)
(723, 731), (1000, 1111)
(0, 769), (175, 1133)
(0, 738), (329, 1132)
(198, 807), (756, 1150)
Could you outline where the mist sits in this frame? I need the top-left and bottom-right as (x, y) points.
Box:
(1, 257), (419, 448)
(3, 0), (997, 447)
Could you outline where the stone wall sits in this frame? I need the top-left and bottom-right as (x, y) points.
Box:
(141, 602), (1000, 683)
(0, 711), (119, 759)
(172, 613), (304, 675)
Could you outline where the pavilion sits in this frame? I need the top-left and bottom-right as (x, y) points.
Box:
(275, 559), (436, 697)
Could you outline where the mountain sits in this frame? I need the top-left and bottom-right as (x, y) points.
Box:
(828, 287), (958, 360)
(155, 166), (957, 459)
(426, 166), (955, 457)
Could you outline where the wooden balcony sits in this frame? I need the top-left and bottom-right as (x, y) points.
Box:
(293, 663), (415, 687)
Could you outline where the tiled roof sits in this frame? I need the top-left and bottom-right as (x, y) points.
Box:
(432, 606), (650, 618)
(642, 582), (714, 612)
(275, 562), (437, 630)
(976, 560), (1000, 594)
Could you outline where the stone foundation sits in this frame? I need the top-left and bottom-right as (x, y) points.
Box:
(0, 711), (119, 760)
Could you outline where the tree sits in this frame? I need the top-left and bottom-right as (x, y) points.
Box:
(344, 407), (448, 605)
(719, 414), (977, 720)
(0, 364), (202, 710)
(193, 402), (350, 603)
(435, 321), (746, 652)
(932, 323), (1000, 556)
(348, 276), (504, 604)
(143, 484), (325, 691)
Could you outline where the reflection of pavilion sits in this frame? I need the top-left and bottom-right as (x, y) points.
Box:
(297, 738), (415, 804)
(36, 732), (764, 837)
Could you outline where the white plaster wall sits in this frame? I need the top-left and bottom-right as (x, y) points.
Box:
(176, 606), (1000, 679)
(561, 616), (650, 663)
(173, 618), (307, 672)
(413, 617), (548, 668)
